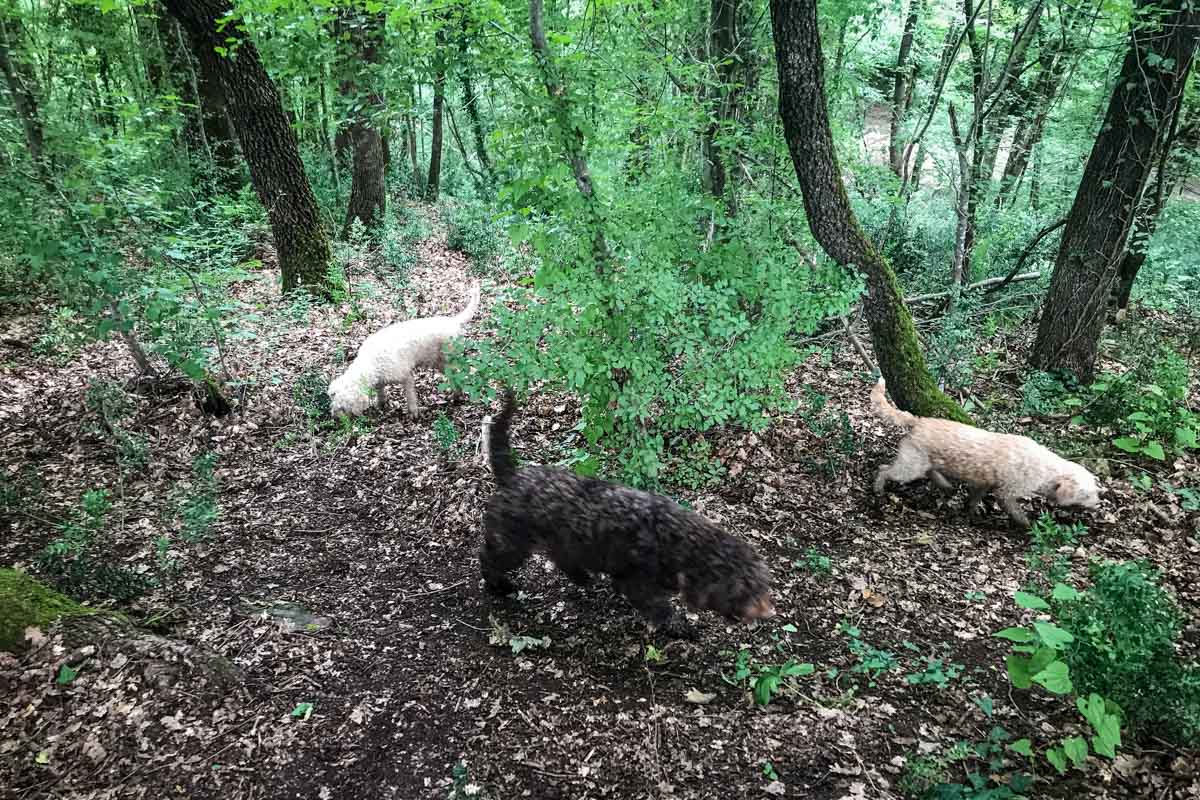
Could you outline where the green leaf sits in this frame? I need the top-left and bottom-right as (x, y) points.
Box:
(1032, 621), (1075, 648)
(1112, 436), (1141, 453)
(1032, 660), (1073, 694)
(1008, 738), (1033, 757)
(1051, 583), (1080, 601)
(1126, 411), (1152, 423)
(56, 663), (79, 685)
(975, 695), (994, 717)
(994, 626), (1035, 643)
(1143, 441), (1166, 460)
(781, 662), (815, 677)
(291, 702), (314, 719)
(1062, 736), (1089, 768)
(1006, 653), (1033, 689)
(1014, 591), (1049, 610)
(1175, 427), (1199, 449)
(780, 623), (798, 633)
(1045, 746), (1068, 775)
(754, 674), (781, 705)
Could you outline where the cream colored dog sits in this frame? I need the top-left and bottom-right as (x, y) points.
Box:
(871, 379), (1100, 527)
(329, 282), (480, 418)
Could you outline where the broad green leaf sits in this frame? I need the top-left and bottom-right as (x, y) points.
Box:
(1175, 427), (1198, 449)
(994, 626), (1034, 643)
(975, 695), (994, 717)
(1032, 621), (1075, 648)
(1112, 437), (1141, 453)
(1008, 738), (1033, 757)
(56, 664), (79, 685)
(1014, 591), (1049, 610)
(1062, 736), (1089, 768)
(1045, 747), (1068, 775)
(1143, 441), (1166, 460)
(1051, 583), (1080, 601)
(1006, 653), (1033, 689)
(1032, 660), (1073, 694)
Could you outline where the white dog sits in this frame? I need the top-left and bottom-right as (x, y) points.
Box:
(329, 282), (480, 418)
(871, 379), (1100, 527)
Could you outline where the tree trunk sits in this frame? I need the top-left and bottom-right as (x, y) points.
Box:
(338, 10), (387, 234)
(1113, 112), (1198, 312)
(0, 19), (50, 183)
(770, 0), (969, 422)
(702, 0), (741, 216)
(426, 27), (447, 202)
(165, 0), (332, 295)
(457, 6), (494, 182)
(405, 112), (424, 193)
(888, 0), (922, 177)
(1030, 0), (1198, 380)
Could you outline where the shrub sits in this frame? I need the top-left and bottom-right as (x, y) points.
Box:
(445, 201), (505, 273)
(1054, 560), (1200, 745)
(35, 490), (152, 602)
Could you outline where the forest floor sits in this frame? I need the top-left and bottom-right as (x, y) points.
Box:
(1, 210), (1198, 800)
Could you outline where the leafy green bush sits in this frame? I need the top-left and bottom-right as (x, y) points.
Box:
(1079, 349), (1200, 460)
(84, 378), (149, 471)
(1054, 561), (1200, 745)
(1020, 371), (1074, 416)
(293, 369), (333, 423)
(35, 490), (152, 602)
(445, 201), (505, 273)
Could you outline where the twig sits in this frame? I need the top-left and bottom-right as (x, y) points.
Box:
(985, 218), (1066, 296)
(841, 314), (875, 372)
(906, 271), (1042, 304)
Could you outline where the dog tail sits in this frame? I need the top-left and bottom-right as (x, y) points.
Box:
(454, 281), (482, 325)
(489, 388), (518, 485)
(871, 378), (918, 429)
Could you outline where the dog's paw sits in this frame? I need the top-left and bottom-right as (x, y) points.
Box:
(484, 577), (518, 596)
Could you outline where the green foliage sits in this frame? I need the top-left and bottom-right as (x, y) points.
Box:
(293, 369), (333, 424)
(927, 291), (982, 392)
(1025, 513), (1087, 586)
(723, 647), (815, 706)
(445, 201), (506, 274)
(33, 307), (89, 365)
(1053, 561), (1200, 745)
(84, 378), (148, 471)
(797, 387), (859, 477)
(664, 436), (726, 490)
(905, 656), (964, 689)
(35, 490), (152, 602)
(176, 452), (219, 543)
(1076, 348), (1200, 460)
(1131, 202), (1200, 310)
(488, 615), (551, 655)
(379, 203), (429, 283)
(1020, 371), (1074, 416)
(841, 623), (899, 685)
(796, 547), (833, 576)
(433, 413), (462, 455)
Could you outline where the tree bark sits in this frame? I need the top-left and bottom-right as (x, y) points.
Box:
(338, 10), (387, 234)
(1030, 0), (1198, 380)
(457, 6), (494, 182)
(0, 18), (50, 183)
(702, 0), (741, 216)
(770, 0), (968, 422)
(888, 0), (922, 178)
(164, 0), (332, 294)
(426, 27), (447, 202)
(1114, 111), (1198, 311)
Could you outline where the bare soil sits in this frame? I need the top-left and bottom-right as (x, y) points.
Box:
(1, 220), (1198, 800)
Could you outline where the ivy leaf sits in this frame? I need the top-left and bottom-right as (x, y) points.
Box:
(56, 663), (79, 685)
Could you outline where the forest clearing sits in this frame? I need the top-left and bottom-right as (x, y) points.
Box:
(1, 1), (1199, 799)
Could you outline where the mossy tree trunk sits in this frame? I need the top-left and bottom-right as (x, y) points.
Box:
(0, 569), (98, 653)
(164, 0), (332, 295)
(0, 18), (50, 185)
(770, 0), (969, 423)
(1030, 0), (1198, 380)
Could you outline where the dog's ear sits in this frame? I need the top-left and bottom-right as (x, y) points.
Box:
(1054, 476), (1077, 504)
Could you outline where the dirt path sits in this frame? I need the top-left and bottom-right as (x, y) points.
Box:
(1, 219), (1197, 799)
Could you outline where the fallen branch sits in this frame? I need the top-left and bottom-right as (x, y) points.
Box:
(985, 217), (1067, 296)
(905, 271), (1042, 304)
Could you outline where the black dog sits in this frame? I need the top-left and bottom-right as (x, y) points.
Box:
(480, 390), (775, 638)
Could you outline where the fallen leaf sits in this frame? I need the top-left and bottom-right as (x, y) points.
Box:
(685, 689), (716, 705)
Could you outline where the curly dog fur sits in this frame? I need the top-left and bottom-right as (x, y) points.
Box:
(480, 390), (775, 638)
(328, 282), (480, 417)
(871, 378), (1100, 527)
